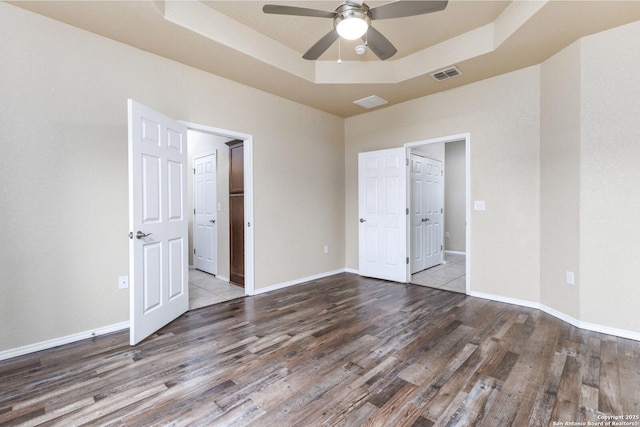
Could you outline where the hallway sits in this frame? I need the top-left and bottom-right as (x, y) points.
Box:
(188, 269), (244, 310)
(411, 252), (466, 293)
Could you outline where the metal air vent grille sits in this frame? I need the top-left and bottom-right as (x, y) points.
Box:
(354, 95), (389, 109)
(431, 66), (462, 81)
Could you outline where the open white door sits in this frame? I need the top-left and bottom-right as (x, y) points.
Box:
(193, 152), (217, 275)
(410, 154), (444, 274)
(128, 99), (189, 345)
(358, 147), (409, 283)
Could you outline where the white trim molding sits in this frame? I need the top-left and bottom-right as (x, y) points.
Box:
(188, 266), (230, 283)
(180, 121), (255, 297)
(470, 291), (640, 342)
(0, 321), (129, 362)
(444, 250), (466, 256)
(4, 272), (640, 362)
(405, 132), (471, 297)
(253, 269), (348, 295)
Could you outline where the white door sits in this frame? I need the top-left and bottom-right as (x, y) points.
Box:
(410, 154), (443, 274)
(128, 99), (189, 346)
(358, 148), (408, 283)
(193, 153), (217, 275)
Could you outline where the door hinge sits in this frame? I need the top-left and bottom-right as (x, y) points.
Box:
(441, 245), (443, 251)
(406, 158), (409, 166)
(406, 257), (409, 265)
(194, 248), (196, 254)
(406, 208), (409, 215)
(441, 169), (443, 176)
(194, 208), (196, 214)
(193, 168), (196, 174)
(441, 208), (443, 213)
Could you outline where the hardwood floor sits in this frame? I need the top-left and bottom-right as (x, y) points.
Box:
(1, 273), (639, 426)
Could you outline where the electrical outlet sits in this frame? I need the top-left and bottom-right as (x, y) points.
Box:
(324, 245), (329, 254)
(474, 200), (486, 211)
(118, 275), (129, 289)
(566, 271), (575, 286)
(445, 231), (450, 238)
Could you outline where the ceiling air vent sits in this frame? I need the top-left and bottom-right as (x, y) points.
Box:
(354, 95), (388, 109)
(431, 66), (462, 81)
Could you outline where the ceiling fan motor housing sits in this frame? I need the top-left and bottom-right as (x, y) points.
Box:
(334, 3), (371, 40)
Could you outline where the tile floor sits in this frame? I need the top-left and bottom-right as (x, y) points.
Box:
(411, 252), (466, 294)
(189, 269), (245, 310)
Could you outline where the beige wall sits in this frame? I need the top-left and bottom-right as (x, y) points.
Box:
(579, 21), (640, 332)
(187, 130), (231, 279)
(539, 20), (640, 333)
(345, 66), (541, 303)
(444, 140), (466, 253)
(0, 3), (344, 352)
(540, 40), (582, 319)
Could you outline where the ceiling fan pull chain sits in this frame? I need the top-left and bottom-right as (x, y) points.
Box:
(337, 37), (342, 64)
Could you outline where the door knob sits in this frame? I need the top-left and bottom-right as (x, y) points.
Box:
(422, 218), (430, 222)
(360, 218), (366, 223)
(135, 231), (152, 239)
(210, 219), (216, 223)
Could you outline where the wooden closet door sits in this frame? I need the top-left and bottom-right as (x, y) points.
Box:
(226, 140), (244, 287)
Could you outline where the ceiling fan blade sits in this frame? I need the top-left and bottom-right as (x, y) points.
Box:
(365, 26), (397, 60)
(369, 1), (448, 20)
(303, 29), (339, 60)
(263, 5), (336, 19)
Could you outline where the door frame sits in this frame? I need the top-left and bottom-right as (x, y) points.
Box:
(181, 121), (255, 296)
(405, 133), (470, 294)
(192, 150), (218, 276)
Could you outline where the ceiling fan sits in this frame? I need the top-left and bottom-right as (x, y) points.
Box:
(262, 1), (448, 61)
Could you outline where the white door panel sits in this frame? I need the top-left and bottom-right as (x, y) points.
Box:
(358, 148), (408, 283)
(410, 154), (444, 274)
(193, 153), (217, 275)
(128, 99), (189, 346)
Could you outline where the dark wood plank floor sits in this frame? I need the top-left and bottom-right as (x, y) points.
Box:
(1, 273), (639, 426)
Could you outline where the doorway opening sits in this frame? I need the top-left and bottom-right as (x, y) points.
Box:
(183, 122), (255, 308)
(406, 134), (469, 294)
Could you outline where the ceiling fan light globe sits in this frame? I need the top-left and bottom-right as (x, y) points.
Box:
(334, 6), (370, 40)
(336, 17), (368, 40)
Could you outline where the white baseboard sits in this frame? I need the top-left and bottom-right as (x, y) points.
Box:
(469, 290), (640, 342)
(0, 270), (348, 362)
(468, 291), (540, 310)
(253, 269), (348, 295)
(444, 250), (466, 255)
(5, 274), (638, 362)
(188, 266), (230, 283)
(0, 321), (130, 362)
